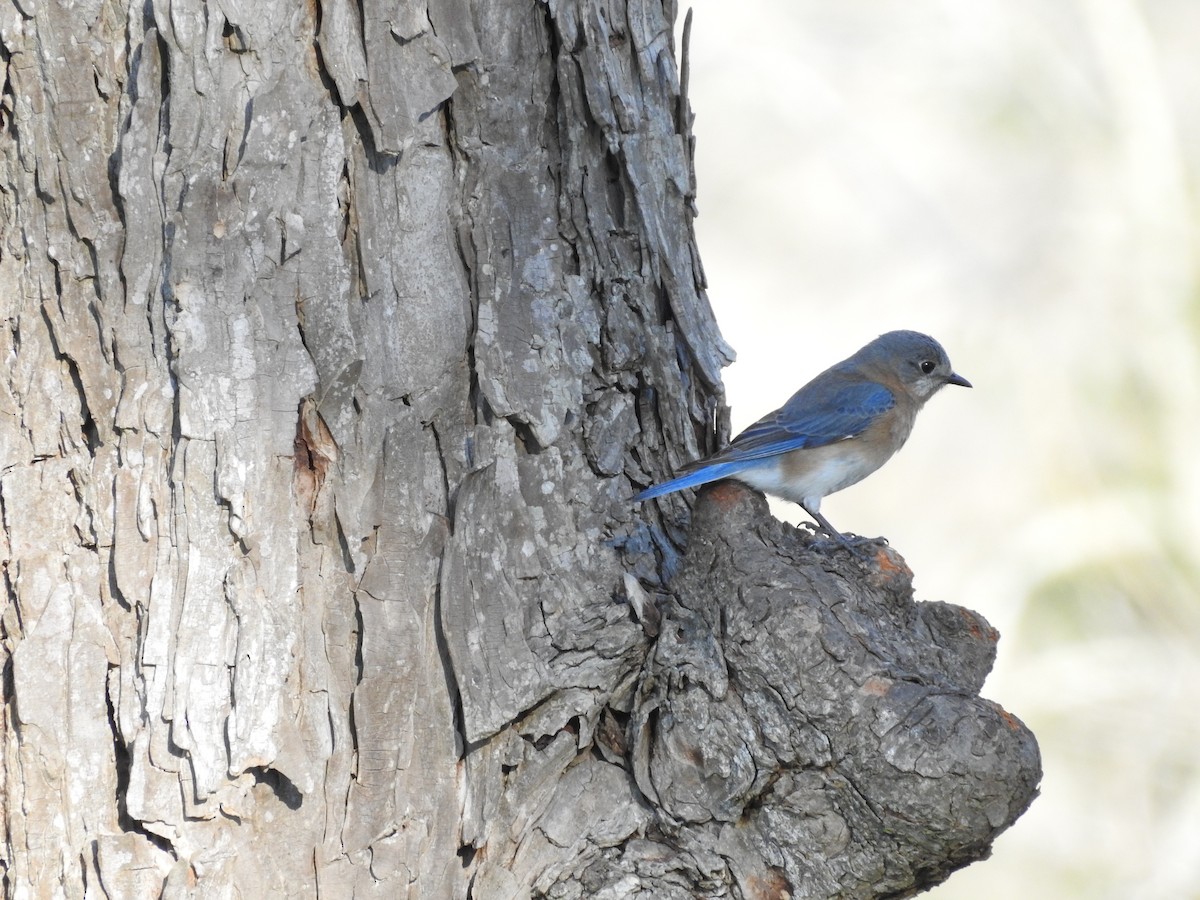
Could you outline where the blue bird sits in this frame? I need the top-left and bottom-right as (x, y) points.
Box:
(637, 330), (971, 545)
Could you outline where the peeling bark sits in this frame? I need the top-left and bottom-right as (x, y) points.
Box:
(0, 1), (1036, 898)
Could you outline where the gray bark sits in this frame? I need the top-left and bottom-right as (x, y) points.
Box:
(0, 1), (1037, 898)
(628, 485), (1040, 898)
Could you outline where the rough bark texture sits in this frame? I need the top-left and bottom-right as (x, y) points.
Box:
(0, 0), (1038, 898)
(626, 484), (1040, 898)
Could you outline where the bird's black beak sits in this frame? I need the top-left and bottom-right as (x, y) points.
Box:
(947, 373), (972, 388)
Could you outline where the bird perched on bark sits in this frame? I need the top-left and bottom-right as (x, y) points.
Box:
(637, 330), (971, 546)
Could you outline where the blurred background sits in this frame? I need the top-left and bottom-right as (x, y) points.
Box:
(679, 1), (1200, 897)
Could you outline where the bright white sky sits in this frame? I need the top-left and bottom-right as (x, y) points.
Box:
(681, 1), (1200, 896)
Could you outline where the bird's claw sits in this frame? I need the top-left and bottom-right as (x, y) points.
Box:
(807, 532), (887, 560)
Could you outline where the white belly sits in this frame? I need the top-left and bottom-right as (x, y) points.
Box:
(732, 442), (889, 510)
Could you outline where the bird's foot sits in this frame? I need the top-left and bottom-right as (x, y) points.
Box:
(801, 508), (887, 559)
(808, 532), (888, 560)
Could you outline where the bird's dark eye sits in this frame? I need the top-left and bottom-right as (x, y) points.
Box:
(919, 360), (936, 374)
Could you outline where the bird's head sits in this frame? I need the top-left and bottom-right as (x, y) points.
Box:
(861, 330), (971, 403)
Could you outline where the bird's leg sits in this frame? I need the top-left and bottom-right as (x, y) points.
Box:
(802, 504), (878, 558)
(801, 504), (850, 543)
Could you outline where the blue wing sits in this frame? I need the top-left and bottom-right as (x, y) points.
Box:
(636, 379), (895, 501)
(712, 379), (896, 462)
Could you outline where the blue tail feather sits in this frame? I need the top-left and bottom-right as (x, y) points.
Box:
(635, 460), (752, 501)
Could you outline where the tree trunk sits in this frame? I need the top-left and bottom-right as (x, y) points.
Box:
(0, 1), (1038, 898)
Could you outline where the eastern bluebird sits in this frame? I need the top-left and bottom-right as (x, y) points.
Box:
(637, 330), (971, 546)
